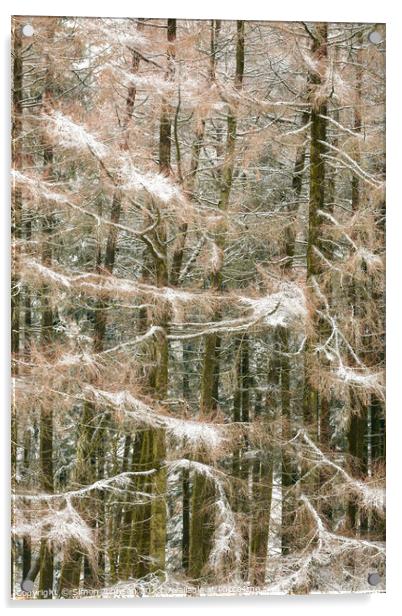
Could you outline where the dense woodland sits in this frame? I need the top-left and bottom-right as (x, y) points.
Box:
(11, 16), (385, 598)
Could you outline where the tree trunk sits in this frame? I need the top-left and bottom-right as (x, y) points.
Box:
(59, 22), (144, 593)
(190, 20), (245, 581)
(38, 21), (57, 595)
(304, 23), (328, 441)
(11, 18), (24, 594)
(280, 108), (309, 555)
(301, 25), (329, 577)
(347, 32), (369, 536)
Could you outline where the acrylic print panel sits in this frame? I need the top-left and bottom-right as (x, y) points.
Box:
(11, 16), (385, 599)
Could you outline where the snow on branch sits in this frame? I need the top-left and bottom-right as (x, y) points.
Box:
(21, 258), (307, 337)
(240, 282), (307, 329)
(335, 365), (384, 392)
(11, 170), (69, 204)
(292, 430), (385, 516)
(21, 257), (210, 308)
(119, 156), (187, 205)
(11, 170), (161, 240)
(353, 247), (383, 272)
(13, 499), (96, 562)
(56, 326), (163, 368)
(316, 209), (384, 274)
(167, 459), (241, 575)
(38, 115), (189, 208)
(13, 469), (157, 503)
(301, 494), (384, 553)
(108, 61), (207, 106)
(319, 114), (366, 139)
(44, 111), (108, 158)
(310, 277), (384, 398)
(320, 140), (383, 188)
(265, 492), (385, 594)
(13, 470), (162, 563)
(168, 284), (307, 340)
(85, 386), (226, 453)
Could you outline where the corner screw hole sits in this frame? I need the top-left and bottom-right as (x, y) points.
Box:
(368, 572), (380, 586)
(368, 30), (383, 45)
(22, 24), (34, 37)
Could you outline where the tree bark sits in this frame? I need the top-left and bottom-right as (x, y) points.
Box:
(11, 17), (23, 593)
(60, 21), (144, 593)
(37, 20), (58, 597)
(303, 23), (328, 439)
(190, 20), (245, 581)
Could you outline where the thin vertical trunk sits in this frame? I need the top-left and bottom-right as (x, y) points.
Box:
(280, 327), (295, 555)
(37, 20), (58, 597)
(113, 434), (131, 580)
(131, 431), (153, 578)
(283, 110), (310, 267)
(190, 20), (245, 580)
(127, 19), (176, 581)
(181, 467), (191, 571)
(96, 416), (107, 586)
(59, 22), (144, 593)
(371, 394), (385, 471)
(250, 448), (273, 585)
(304, 23), (328, 439)
(118, 433), (147, 579)
(370, 395), (385, 539)
(209, 19), (221, 82)
(170, 19), (218, 286)
(148, 18), (178, 577)
(280, 109), (310, 554)
(199, 20), (244, 411)
(181, 342), (192, 570)
(11, 18), (23, 593)
(22, 440), (32, 581)
(239, 335), (250, 579)
(170, 120), (205, 286)
(22, 219), (33, 580)
(347, 32), (369, 536)
(38, 204), (55, 597)
(11, 19), (22, 362)
(301, 26), (329, 580)
(249, 346), (274, 585)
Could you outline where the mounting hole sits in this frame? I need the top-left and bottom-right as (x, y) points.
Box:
(22, 24), (34, 37)
(368, 572), (381, 586)
(21, 579), (34, 592)
(368, 30), (383, 45)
